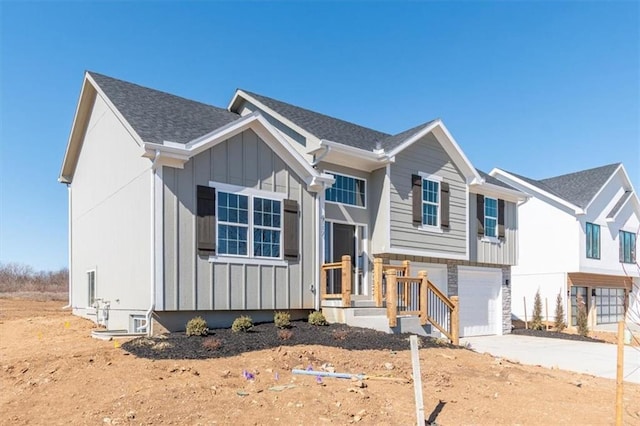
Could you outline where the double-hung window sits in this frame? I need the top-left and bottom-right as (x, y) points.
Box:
(620, 230), (636, 264)
(325, 173), (366, 207)
(484, 197), (498, 237)
(422, 178), (440, 227)
(217, 191), (282, 258)
(586, 222), (600, 259)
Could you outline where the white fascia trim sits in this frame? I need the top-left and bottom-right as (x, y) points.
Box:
(606, 190), (638, 222)
(387, 120), (482, 184)
(469, 181), (528, 202)
(583, 164), (623, 212)
(59, 77), (92, 183)
(142, 112), (334, 192)
(386, 246), (469, 261)
(86, 73), (146, 147)
(490, 168), (584, 215)
(229, 90), (320, 145)
(317, 139), (393, 162)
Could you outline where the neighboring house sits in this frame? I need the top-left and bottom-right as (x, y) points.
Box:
(59, 71), (524, 337)
(491, 164), (640, 329)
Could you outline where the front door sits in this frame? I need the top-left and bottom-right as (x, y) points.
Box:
(324, 222), (356, 295)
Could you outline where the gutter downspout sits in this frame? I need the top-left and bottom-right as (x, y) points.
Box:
(145, 150), (161, 336)
(63, 184), (72, 309)
(311, 145), (330, 167)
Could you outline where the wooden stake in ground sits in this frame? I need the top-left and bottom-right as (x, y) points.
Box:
(523, 296), (528, 329)
(410, 335), (425, 426)
(616, 320), (624, 426)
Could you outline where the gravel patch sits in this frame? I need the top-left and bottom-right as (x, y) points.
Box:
(121, 320), (453, 359)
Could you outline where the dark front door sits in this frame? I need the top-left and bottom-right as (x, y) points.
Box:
(327, 223), (355, 294)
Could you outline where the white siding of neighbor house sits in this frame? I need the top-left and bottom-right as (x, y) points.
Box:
(469, 195), (519, 265)
(161, 129), (317, 312)
(389, 133), (467, 257)
(577, 170), (640, 277)
(512, 195), (579, 275)
(510, 272), (567, 321)
(70, 93), (151, 330)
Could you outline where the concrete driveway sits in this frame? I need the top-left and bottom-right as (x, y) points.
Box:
(460, 334), (640, 384)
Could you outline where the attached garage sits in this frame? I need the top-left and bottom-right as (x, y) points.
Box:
(458, 267), (503, 337)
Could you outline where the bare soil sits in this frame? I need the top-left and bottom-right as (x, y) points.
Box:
(2, 298), (640, 425)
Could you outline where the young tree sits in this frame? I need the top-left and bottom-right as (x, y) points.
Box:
(554, 291), (566, 332)
(531, 290), (544, 330)
(576, 293), (589, 337)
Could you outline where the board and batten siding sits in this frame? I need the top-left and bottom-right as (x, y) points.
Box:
(389, 133), (467, 256)
(469, 195), (518, 265)
(161, 129), (316, 312)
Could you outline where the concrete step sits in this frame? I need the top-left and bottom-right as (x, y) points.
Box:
(351, 299), (377, 308)
(352, 308), (387, 317)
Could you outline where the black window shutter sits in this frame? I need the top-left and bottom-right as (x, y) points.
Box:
(197, 185), (216, 253)
(476, 194), (485, 236)
(498, 199), (505, 239)
(412, 174), (422, 225)
(283, 199), (299, 260)
(440, 182), (450, 228)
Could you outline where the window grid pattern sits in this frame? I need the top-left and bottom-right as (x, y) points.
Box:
(422, 179), (439, 227)
(586, 222), (600, 259)
(218, 192), (249, 256)
(484, 197), (498, 237)
(595, 288), (625, 324)
(253, 198), (281, 258)
(325, 174), (365, 207)
(620, 230), (636, 264)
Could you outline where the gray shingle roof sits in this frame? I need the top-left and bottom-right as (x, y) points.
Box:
(506, 163), (621, 208)
(89, 72), (240, 144)
(477, 169), (516, 190)
(375, 120), (438, 151)
(241, 90), (394, 151)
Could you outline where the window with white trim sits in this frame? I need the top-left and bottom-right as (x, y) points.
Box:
(217, 191), (282, 258)
(620, 230), (636, 264)
(325, 173), (366, 207)
(484, 197), (498, 237)
(422, 178), (440, 227)
(87, 270), (96, 306)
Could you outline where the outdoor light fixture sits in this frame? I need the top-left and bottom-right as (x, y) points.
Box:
(592, 289), (597, 297)
(505, 279), (510, 286)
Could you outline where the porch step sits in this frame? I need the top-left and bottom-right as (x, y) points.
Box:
(351, 299), (377, 308)
(352, 308), (387, 316)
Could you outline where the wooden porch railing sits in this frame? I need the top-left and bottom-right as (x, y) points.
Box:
(320, 255), (351, 306)
(381, 263), (459, 345)
(373, 258), (410, 308)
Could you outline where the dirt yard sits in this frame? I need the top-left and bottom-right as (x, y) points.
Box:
(2, 298), (639, 425)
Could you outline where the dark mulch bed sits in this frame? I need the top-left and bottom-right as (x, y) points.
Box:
(512, 328), (605, 343)
(121, 321), (453, 360)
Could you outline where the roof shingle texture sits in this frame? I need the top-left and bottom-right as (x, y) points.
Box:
(89, 72), (240, 144)
(241, 90), (437, 151)
(507, 163), (620, 208)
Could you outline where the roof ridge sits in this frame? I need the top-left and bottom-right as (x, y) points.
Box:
(239, 89), (391, 138)
(88, 71), (231, 113)
(539, 162), (621, 183)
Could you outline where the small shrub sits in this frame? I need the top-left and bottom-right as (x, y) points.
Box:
(554, 291), (566, 332)
(186, 316), (208, 336)
(274, 311), (291, 329)
(332, 329), (348, 341)
(530, 290), (544, 330)
(231, 315), (253, 332)
(202, 337), (223, 350)
(278, 329), (293, 340)
(308, 311), (328, 326)
(576, 293), (589, 337)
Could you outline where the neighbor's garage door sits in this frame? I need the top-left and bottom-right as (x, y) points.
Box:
(458, 267), (503, 337)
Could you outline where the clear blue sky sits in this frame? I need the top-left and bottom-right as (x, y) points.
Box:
(1, 1), (638, 271)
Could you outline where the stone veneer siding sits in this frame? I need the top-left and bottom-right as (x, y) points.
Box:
(375, 253), (512, 335)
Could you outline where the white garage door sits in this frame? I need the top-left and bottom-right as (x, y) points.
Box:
(458, 267), (503, 337)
